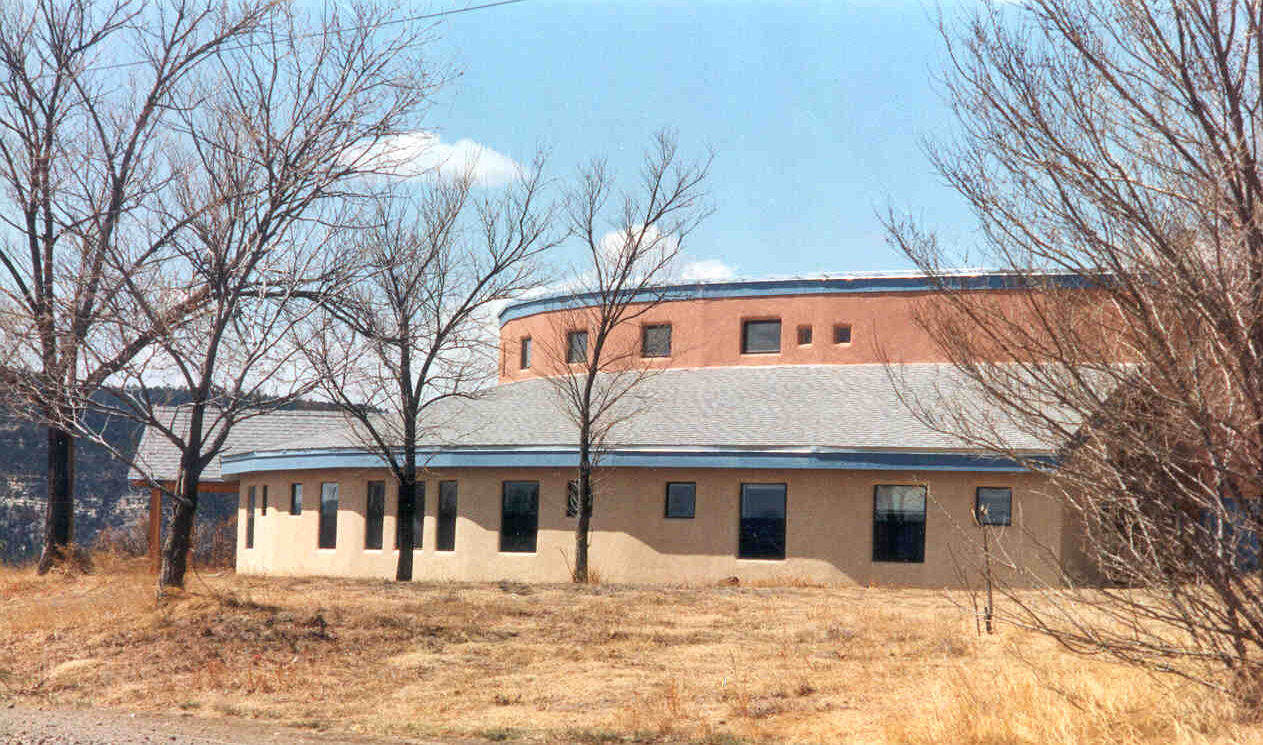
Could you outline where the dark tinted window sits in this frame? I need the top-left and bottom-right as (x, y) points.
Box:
(290, 483), (302, 515)
(319, 482), (339, 549)
(261, 485), (268, 516)
(976, 487), (1012, 526)
(742, 320), (781, 354)
(873, 485), (926, 563)
(642, 324), (672, 357)
(246, 486), (255, 549)
(567, 330), (588, 363)
(520, 337), (532, 369)
(395, 482), (424, 550)
(797, 325), (812, 345)
(437, 481), (458, 551)
(739, 483), (786, 559)
(365, 481), (385, 550)
(834, 324), (852, 344)
(501, 481), (539, 552)
(566, 480), (579, 517)
(665, 482), (696, 519)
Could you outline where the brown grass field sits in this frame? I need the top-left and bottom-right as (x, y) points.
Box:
(0, 556), (1260, 745)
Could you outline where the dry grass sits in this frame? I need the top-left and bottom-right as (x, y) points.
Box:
(0, 559), (1260, 744)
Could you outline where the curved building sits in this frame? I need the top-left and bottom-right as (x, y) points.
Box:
(143, 272), (1085, 586)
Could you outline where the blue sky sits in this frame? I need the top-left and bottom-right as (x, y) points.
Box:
(422, 0), (973, 279)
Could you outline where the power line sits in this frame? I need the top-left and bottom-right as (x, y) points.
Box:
(62, 0), (532, 77)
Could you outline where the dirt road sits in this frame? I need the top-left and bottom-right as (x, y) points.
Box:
(0, 706), (446, 745)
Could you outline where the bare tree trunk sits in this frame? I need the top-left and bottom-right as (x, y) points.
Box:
(396, 462), (417, 582)
(574, 424), (593, 583)
(35, 426), (75, 574)
(160, 474), (199, 589)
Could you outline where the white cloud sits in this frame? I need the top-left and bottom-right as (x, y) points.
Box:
(354, 132), (522, 186)
(680, 258), (737, 281)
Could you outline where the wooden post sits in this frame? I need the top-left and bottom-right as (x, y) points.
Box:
(148, 486), (161, 573)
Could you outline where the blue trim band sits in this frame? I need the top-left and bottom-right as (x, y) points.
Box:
(498, 273), (1093, 325)
(221, 447), (1049, 475)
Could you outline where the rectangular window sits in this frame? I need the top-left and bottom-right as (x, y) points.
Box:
(975, 487), (1012, 526)
(365, 481), (385, 550)
(833, 324), (852, 344)
(261, 485), (268, 516)
(797, 325), (812, 345)
(501, 481), (539, 553)
(665, 482), (696, 519)
(739, 483), (786, 559)
(741, 319), (781, 354)
(437, 481), (458, 551)
(395, 482), (425, 550)
(290, 483), (302, 515)
(319, 482), (339, 549)
(873, 485), (926, 563)
(246, 486), (255, 549)
(567, 330), (588, 363)
(520, 337), (532, 369)
(641, 324), (672, 357)
(566, 480), (579, 517)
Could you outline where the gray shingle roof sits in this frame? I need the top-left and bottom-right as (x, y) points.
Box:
(132, 408), (352, 482)
(245, 363), (1058, 457)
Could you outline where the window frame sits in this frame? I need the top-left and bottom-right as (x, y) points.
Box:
(365, 480), (386, 550)
(833, 324), (852, 345)
(796, 325), (813, 346)
(664, 482), (697, 519)
(975, 486), (1013, 526)
(641, 323), (672, 358)
(872, 484), (927, 563)
(741, 319), (782, 354)
(289, 483), (302, 516)
(318, 482), (339, 550)
(738, 483), (787, 560)
(566, 329), (589, 364)
(436, 481), (458, 552)
(500, 481), (540, 553)
(519, 336), (532, 369)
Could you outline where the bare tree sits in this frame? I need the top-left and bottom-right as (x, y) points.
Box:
(308, 157), (555, 582)
(539, 130), (711, 583)
(0, 0), (279, 573)
(887, 0), (1263, 694)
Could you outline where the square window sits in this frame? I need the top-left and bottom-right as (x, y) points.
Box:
(567, 330), (588, 363)
(566, 480), (579, 517)
(665, 482), (696, 519)
(520, 337), (532, 369)
(834, 324), (852, 344)
(289, 483), (302, 515)
(642, 324), (672, 357)
(742, 319), (781, 354)
(873, 485), (926, 563)
(976, 487), (1012, 526)
(797, 325), (812, 345)
(739, 483), (786, 559)
(501, 481), (540, 552)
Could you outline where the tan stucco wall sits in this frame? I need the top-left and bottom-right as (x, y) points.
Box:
(236, 466), (1066, 587)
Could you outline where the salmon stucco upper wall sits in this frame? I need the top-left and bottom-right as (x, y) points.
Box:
(496, 280), (1059, 383)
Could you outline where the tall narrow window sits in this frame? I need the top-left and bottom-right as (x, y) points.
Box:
(833, 324), (852, 344)
(567, 330), (588, 363)
(319, 482), (339, 549)
(290, 483), (303, 515)
(395, 482), (425, 550)
(365, 481), (385, 550)
(873, 485), (926, 563)
(261, 485), (268, 516)
(641, 324), (672, 357)
(501, 481), (539, 552)
(246, 486), (255, 549)
(739, 483), (786, 559)
(975, 487), (1012, 526)
(566, 480), (579, 517)
(437, 481), (458, 552)
(741, 320), (781, 354)
(520, 337), (532, 369)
